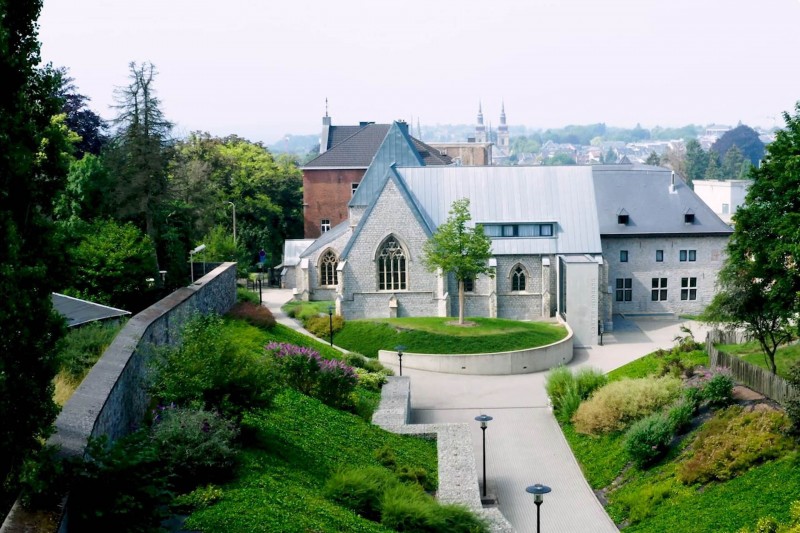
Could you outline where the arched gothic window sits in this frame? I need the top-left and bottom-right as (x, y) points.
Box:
(320, 250), (338, 286)
(511, 265), (526, 291)
(378, 237), (407, 291)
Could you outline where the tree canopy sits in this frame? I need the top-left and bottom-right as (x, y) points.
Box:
(711, 124), (765, 166)
(422, 199), (493, 324)
(703, 102), (800, 373)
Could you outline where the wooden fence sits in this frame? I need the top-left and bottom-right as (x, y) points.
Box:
(706, 329), (795, 404)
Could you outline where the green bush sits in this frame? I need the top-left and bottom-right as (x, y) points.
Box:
(150, 407), (239, 491)
(572, 376), (682, 435)
(56, 320), (123, 381)
(380, 483), (488, 533)
(397, 465), (433, 492)
(783, 362), (800, 435)
(324, 466), (398, 521)
(236, 287), (259, 305)
(435, 503), (490, 532)
(546, 366), (607, 423)
(150, 314), (280, 420)
(375, 445), (398, 470)
(19, 445), (69, 510)
(556, 387), (584, 424)
(668, 398), (696, 435)
(624, 412), (675, 468)
(306, 314), (345, 339)
(69, 433), (170, 532)
(678, 406), (795, 485)
(226, 301), (276, 329)
(317, 359), (359, 409)
(683, 385), (704, 412)
(613, 479), (675, 524)
(703, 373), (735, 408)
(574, 367), (609, 397)
(355, 368), (388, 392)
(545, 366), (573, 410)
(171, 484), (224, 513)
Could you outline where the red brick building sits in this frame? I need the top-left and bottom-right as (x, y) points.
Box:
(302, 117), (451, 238)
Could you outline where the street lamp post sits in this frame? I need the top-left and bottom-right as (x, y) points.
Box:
(328, 305), (334, 347)
(226, 201), (236, 244)
(475, 414), (493, 498)
(189, 244), (206, 283)
(395, 345), (405, 376)
(525, 484), (552, 533)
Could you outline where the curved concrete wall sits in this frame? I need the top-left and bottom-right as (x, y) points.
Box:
(378, 321), (573, 375)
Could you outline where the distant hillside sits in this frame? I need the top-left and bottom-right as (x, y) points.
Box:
(268, 133), (318, 154)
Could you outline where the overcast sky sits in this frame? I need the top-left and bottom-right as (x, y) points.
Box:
(39, 0), (800, 144)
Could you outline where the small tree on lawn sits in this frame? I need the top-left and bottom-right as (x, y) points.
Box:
(422, 199), (493, 325)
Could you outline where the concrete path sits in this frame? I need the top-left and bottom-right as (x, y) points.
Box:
(258, 289), (706, 533)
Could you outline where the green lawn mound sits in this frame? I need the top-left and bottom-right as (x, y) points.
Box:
(334, 317), (568, 357)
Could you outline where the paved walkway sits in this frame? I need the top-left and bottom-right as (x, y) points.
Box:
(259, 289), (707, 533)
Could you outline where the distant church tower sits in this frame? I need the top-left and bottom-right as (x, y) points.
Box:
(497, 101), (510, 150)
(475, 101), (487, 143)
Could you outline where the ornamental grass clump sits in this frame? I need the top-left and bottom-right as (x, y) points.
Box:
(572, 376), (682, 435)
(546, 365), (607, 423)
(267, 342), (358, 409)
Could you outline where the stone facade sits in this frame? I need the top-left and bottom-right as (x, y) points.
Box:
(602, 235), (728, 315)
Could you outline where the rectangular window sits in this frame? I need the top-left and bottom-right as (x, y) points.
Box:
(321, 219), (331, 233)
(651, 277), (668, 301)
(463, 278), (474, 292)
(615, 278), (632, 302)
(502, 225), (517, 237)
(539, 224), (554, 236)
(617, 214), (629, 225)
(656, 250), (664, 262)
(351, 182), (360, 197)
(482, 223), (554, 238)
(483, 225), (502, 237)
(681, 277), (697, 300)
(620, 250), (629, 262)
(689, 250), (696, 261)
(722, 203), (730, 214)
(679, 249), (696, 262)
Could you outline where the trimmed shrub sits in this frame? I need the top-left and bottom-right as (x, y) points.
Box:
(624, 412), (675, 468)
(150, 314), (280, 420)
(305, 314), (345, 339)
(355, 367), (388, 392)
(572, 376), (682, 435)
(324, 466), (398, 521)
(703, 372), (735, 408)
(678, 406), (795, 485)
(150, 407), (239, 491)
(226, 302), (276, 329)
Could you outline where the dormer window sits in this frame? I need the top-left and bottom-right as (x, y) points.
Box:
(684, 209), (695, 224)
(617, 208), (629, 225)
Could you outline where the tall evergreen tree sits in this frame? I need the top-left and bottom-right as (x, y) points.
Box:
(684, 139), (708, 185)
(0, 0), (70, 513)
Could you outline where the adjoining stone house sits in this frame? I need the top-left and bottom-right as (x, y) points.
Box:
(285, 123), (732, 346)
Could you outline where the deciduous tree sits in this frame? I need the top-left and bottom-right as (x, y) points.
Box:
(422, 199), (494, 325)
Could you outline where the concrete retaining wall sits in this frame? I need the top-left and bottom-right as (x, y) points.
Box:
(1, 263), (237, 533)
(378, 322), (573, 375)
(373, 377), (514, 532)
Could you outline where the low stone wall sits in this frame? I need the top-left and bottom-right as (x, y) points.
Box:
(373, 377), (514, 533)
(1, 263), (237, 533)
(378, 322), (573, 375)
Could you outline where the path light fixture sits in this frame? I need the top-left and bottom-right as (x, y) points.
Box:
(475, 414), (493, 498)
(395, 345), (406, 376)
(328, 305), (334, 347)
(225, 201), (236, 244)
(526, 483), (552, 533)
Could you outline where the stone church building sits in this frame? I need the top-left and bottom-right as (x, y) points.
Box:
(283, 122), (732, 346)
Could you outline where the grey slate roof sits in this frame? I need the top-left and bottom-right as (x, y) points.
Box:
(592, 165), (734, 236)
(398, 166), (603, 255)
(300, 220), (350, 258)
(305, 123), (452, 169)
(280, 239), (315, 267)
(52, 293), (130, 328)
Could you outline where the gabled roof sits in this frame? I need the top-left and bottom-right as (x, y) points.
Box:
(349, 122), (426, 207)
(398, 166), (602, 255)
(304, 123), (452, 169)
(341, 166), (434, 260)
(52, 293), (130, 328)
(300, 220), (350, 258)
(592, 165), (734, 236)
(281, 239), (315, 267)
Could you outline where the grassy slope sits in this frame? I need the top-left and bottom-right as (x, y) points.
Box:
(718, 341), (800, 379)
(183, 318), (437, 532)
(334, 317), (567, 357)
(559, 348), (800, 532)
(185, 389), (438, 533)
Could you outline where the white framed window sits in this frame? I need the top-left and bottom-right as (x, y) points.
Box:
(377, 237), (407, 291)
(319, 250), (338, 286)
(321, 219), (331, 233)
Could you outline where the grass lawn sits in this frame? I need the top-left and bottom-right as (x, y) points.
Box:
(717, 341), (800, 379)
(334, 317), (567, 357)
(184, 389), (438, 533)
(557, 346), (800, 532)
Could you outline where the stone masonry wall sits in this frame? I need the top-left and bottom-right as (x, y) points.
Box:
(342, 179), (438, 319)
(495, 255), (544, 320)
(603, 235), (728, 315)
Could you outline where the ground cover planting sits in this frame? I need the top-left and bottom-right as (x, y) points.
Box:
(551, 336), (800, 532)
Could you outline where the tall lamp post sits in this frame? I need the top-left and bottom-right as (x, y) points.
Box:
(395, 345), (405, 376)
(475, 414), (493, 498)
(525, 484), (552, 533)
(189, 244), (206, 283)
(225, 201), (236, 244)
(328, 305), (334, 347)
